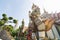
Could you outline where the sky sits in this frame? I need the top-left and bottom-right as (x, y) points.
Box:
(0, 0), (60, 27)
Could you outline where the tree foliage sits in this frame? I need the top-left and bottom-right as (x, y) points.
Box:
(0, 20), (5, 26)
(3, 25), (13, 32)
(11, 30), (17, 37)
(13, 19), (17, 24)
(9, 17), (13, 20)
(0, 13), (27, 40)
(2, 13), (7, 17)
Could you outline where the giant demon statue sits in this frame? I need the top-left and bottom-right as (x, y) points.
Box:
(23, 4), (60, 40)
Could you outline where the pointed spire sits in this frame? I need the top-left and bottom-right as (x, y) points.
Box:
(43, 8), (48, 13)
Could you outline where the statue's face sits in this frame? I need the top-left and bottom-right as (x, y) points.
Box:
(30, 13), (40, 21)
(29, 14), (36, 20)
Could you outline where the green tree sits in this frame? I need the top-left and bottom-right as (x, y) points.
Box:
(11, 30), (18, 37)
(13, 19), (17, 24)
(2, 13), (7, 17)
(0, 20), (5, 26)
(0, 13), (18, 27)
(0, 14), (8, 26)
(0, 13), (20, 40)
(0, 13), (28, 40)
(3, 25), (13, 32)
(9, 17), (13, 20)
